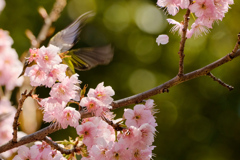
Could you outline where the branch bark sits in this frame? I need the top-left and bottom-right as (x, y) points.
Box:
(177, 1), (192, 76)
(44, 137), (74, 155)
(0, 123), (60, 153)
(207, 72), (234, 91)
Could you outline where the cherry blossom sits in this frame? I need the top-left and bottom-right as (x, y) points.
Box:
(37, 45), (62, 69)
(58, 106), (81, 129)
(87, 82), (115, 105)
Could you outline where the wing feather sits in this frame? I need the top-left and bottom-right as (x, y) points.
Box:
(49, 11), (95, 52)
(70, 45), (114, 71)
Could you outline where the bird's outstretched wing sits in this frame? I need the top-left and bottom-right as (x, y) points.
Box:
(49, 11), (95, 52)
(68, 45), (114, 71)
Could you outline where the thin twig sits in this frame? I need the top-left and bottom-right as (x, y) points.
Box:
(21, 0), (66, 59)
(178, 0), (192, 77)
(35, 0), (67, 48)
(44, 137), (79, 155)
(12, 88), (36, 143)
(229, 32), (240, 57)
(207, 72), (234, 91)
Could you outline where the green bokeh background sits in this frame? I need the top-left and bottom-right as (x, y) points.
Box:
(1, 0), (240, 159)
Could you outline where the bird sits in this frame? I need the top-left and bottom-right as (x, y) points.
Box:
(19, 11), (114, 77)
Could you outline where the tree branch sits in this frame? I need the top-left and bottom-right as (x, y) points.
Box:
(178, 1), (192, 77)
(0, 123), (60, 153)
(207, 72), (234, 91)
(112, 49), (240, 110)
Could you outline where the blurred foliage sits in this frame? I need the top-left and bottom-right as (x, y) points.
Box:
(1, 0), (240, 160)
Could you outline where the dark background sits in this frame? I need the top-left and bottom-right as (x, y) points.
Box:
(1, 0), (240, 159)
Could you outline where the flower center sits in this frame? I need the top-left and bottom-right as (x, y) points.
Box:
(134, 150), (139, 157)
(135, 115), (140, 119)
(44, 55), (49, 60)
(201, 4), (206, 9)
(84, 131), (89, 135)
(114, 152), (119, 158)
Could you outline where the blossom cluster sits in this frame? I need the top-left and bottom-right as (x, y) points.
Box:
(0, 29), (25, 158)
(16, 39), (157, 159)
(80, 82), (115, 117)
(76, 99), (157, 160)
(24, 45), (81, 129)
(157, 0), (234, 38)
(0, 29), (23, 90)
(13, 141), (67, 160)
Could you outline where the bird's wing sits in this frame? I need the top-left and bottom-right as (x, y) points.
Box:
(49, 11), (95, 52)
(69, 45), (114, 71)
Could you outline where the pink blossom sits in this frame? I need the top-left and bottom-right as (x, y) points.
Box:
(157, 0), (180, 16)
(120, 126), (142, 147)
(96, 119), (115, 142)
(124, 104), (152, 128)
(0, 99), (16, 143)
(80, 97), (110, 116)
(89, 138), (111, 160)
(156, 34), (169, 46)
(129, 146), (155, 160)
(12, 145), (31, 160)
(138, 123), (156, 147)
(167, 19), (185, 35)
(179, 0), (190, 9)
(41, 148), (66, 160)
(41, 98), (65, 123)
(189, 0), (215, 18)
(25, 64), (47, 86)
(144, 99), (155, 111)
(58, 106), (80, 129)
(13, 141), (66, 160)
(0, 47), (23, 90)
(44, 64), (68, 87)
(76, 122), (98, 147)
(0, 29), (13, 51)
(105, 141), (130, 160)
(29, 141), (52, 160)
(28, 48), (39, 63)
(87, 82), (115, 105)
(37, 45), (62, 69)
(187, 21), (210, 39)
(228, 0), (234, 4)
(80, 97), (100, 113)
(50, 74), (81, 103)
